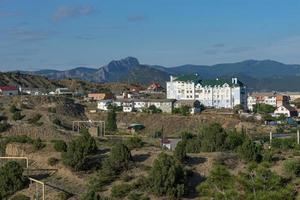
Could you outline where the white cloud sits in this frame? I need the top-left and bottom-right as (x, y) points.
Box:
(52, 5), (94, 22)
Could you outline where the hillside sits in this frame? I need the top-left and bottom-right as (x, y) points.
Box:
(19, 57), (300, 91)
(0, 72), (62, 89)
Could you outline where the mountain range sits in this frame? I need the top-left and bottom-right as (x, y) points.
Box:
(17, 57), (300, 92)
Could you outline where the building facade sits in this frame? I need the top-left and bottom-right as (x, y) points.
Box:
(247, 93), (289, 111)
(0, 86), (19, 96)
(166, 75), (247, 109)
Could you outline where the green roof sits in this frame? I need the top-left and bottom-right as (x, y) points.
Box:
(200, 79), (244, 87)
(174, 74), (201, 83)
(174, 75), (244, 87)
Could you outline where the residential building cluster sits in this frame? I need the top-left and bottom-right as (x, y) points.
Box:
(166, 75), (247, 109)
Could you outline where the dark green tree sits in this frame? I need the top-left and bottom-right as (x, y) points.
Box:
(237, 139), (262, 162)
(174, 141), (187, 162)
(62, 131), (97, 171)
(106, 110), (117, 132)
(238, 163), (296, 199)
(148, 153), (186, 198)
(197, 165), (239, 199)
(0, 161), (27, 199)
(200, 123), (227, 152)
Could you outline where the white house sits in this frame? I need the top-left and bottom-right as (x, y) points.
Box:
(274, 105), (298, 117)
(113, 99), (175, 113)
(97, 100), (113, 111)
(55, 88), (72, 95)
(167, 75), (247, 109)
(247, 93), (289, 111)
(0, 86), (19, 96)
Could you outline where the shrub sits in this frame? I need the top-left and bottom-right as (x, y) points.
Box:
(105, 142), (132, 173)
(62, 131), (97, 171)
(48, 107), (56, 113)
(53, 118), (61, 126)
(200, 123), (227, 152)
(174, 141), (187, 162)
(33, 138), (45, 150)
(111, 183), (132, 198)
(262, 150), (274, 163)
(53, 140), (67, 152)
(11, 194), (30, 200)
(197, 165), (239, 199)
(57, 192), (72, 200)
(125, 136), (143, 150)
(224, 131), (246, 151)
(0, 161), (28, 199)
(10, 105), (19, 113)
(12, 111), (24, 121)
(173, 105), (190, 116)
(28, 113), (42, 126)
(0, 122), (10, 132)
(238, 139), (262, 162)
(48, 157), (59, 166)
(283, 159), (300, 177)
(106, 109), (117, 132)
(148, 153), (186, 198)
(272, 138), (296, 150)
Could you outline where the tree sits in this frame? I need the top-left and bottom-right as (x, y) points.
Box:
(0, 161), (28, 199)
(283, 159), (300, 177)
(62, 131), (97, 171)
(253, 103), (276, 114)
(224, 130), (246, 151)
(148, 153), (186, 198)
(174, 141), (187, 162)
(105, 142), (132, 173)
(12, 111), (24, 121)
(199, 123), (227, 152)
(147, 105), (162, 114)
(106, 109), (117, 132)
(125, 136), (143, 150)
(238, 163), (296, 199)
(53, 140), (67, 152)
(197, 165), (239, 199)
(237, 139), (262, 162)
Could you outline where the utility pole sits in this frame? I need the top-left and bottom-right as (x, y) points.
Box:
(297, 130), (300, 145)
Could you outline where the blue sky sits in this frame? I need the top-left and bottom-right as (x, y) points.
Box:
(1, 0), (300, 70)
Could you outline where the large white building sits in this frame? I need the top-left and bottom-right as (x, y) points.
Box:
(166, 75), (247, 109)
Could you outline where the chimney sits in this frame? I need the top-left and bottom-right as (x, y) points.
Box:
(232, 77), (238, 84)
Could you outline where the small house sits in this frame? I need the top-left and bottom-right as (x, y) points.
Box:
(274, 105), (298, 117)
(88, 93), (113, 101)
(97, 100), (113, 111)
(161, 138), (182, 150)
(0, 86), (19, 96)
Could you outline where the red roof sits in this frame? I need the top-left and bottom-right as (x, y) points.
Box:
(0, 86), (18, 91)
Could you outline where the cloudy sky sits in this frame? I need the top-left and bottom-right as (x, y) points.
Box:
(1, 0), (300, 70)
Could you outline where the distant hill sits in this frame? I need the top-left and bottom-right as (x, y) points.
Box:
(0, 72), (62, 89)
(18, 57), (300, 91)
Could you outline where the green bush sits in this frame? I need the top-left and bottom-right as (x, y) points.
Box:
(174, 141), (187, 162)
(106, 110), (117, 132)
(200, 123), (227, 152)
(11, 194), (30, 200)
(272, 138), (296, 150)
(111, 183), (132, 198)
(0, 122), (10, 132)
(125, 136), (143, 150)
(283, 159), (300, 177)
(48, 157), (59, 166)
(10, 105), (19, 113)
(53, 140), (67, 152)
(237, 139), (262, 162)
(33, 138), (45, 150)
(12, 111), (24, 121)
(48, 107), (56, 113)
(173, 105), (190, 116)
(148, 153), (186, 198)
(62, 131), (97, 171)
(28, 113), (42, 126)
(0, 161), (28, 199)
(53, 118), (61, 126)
